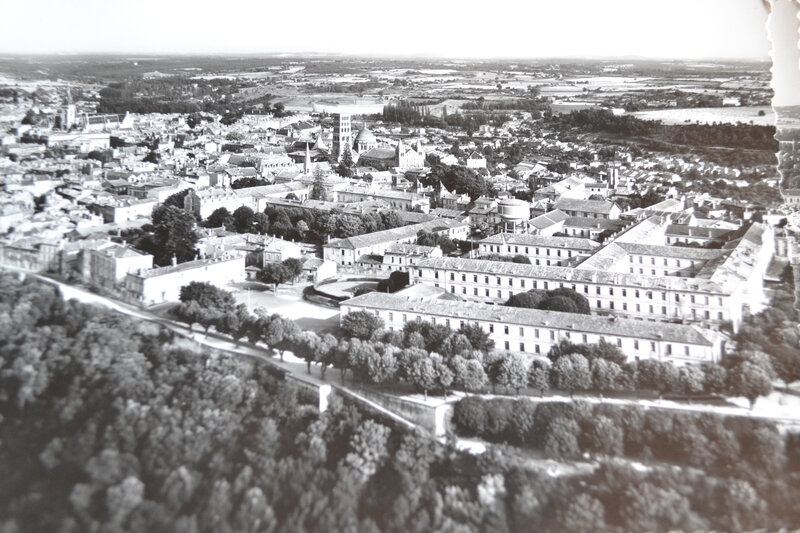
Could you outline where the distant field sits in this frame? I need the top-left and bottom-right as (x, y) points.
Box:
(775, 105), (800, 128)
(630, 105), (774, 126)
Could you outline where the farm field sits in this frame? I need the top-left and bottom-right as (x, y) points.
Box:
(630, 105), (774, 125)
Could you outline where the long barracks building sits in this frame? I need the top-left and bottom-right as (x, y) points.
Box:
(409, 223), (773, 333)
(341, 292), (726, 365)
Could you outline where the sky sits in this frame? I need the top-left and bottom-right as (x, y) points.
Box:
(0, 0), (774, 60)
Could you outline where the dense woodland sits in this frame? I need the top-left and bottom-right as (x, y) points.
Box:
(551, 108), (778, 152)
(3, 275), (797, 532)
(453, 396), (800, 531)
(380, 101), (511, 132)
(96, 78), (288, 123)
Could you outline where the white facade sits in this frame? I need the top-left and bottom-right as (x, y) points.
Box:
(124, 255), (245, 305)
(341, 292), (725, 365)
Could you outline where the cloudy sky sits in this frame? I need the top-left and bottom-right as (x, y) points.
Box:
(0, 0), (773, 59)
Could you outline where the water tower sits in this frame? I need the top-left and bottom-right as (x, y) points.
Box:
(497, 198), (530, 233)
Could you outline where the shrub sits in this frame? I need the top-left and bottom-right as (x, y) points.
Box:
(452, 396), (488, 436)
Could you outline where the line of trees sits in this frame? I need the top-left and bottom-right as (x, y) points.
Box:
(534, 339), (773, 407)
(260, 204), (404, 244)
(174, 283), (775, 407)
(452, 396), (799, 531)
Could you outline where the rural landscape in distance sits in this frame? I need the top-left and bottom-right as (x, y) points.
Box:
(1, 1), (800, 532)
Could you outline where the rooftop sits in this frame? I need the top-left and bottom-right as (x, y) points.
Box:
(480, 233), (600, 251)
(343, 292), (714, 346)
(414, 256), (731, 294)
(131, 254), (242, 279)
(554, 197), (619, 214)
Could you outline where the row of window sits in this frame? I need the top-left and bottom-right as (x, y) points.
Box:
(425, 270), (724, 307)
(629, 255), (696, 268)
(382, 310), (696, 357)
(483, 244), (575, 258)
(433, 283), (725, 320)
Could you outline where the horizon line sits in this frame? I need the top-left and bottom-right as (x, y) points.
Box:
(0, 51), (772, 63)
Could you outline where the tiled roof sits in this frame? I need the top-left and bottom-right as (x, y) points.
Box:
(343, 292), (714, 345)
(414, 256), (730, 294)
(554, 198), (618, 214)
(480, 233), (600, 251)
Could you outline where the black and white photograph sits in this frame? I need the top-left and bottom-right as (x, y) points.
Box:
(0, 1), (799, 531)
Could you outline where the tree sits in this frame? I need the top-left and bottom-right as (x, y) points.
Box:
(505, 288), (590, 314)
(528, 360), (550, 397)
(174, 300), (203, 329)
(253, 212), (270, 234)
(408, 357), (437, 400)
(439, 333), (472, 358)
(586, 415), (624, 456)
(310, 168), (329, 201)
(137, 204), (198, 266)
(282, 257), (304, 284)
(727, 361), (772, 408)
(259, 263), (290, 292)
(341, 311), (384, 340)
(163, 189), (192, 209)
(452, 396), (487, 435)
(704, 364), (727, 394)
(317, 333), (338, 380)
(365, 347), (397, 384)
(232, 206), (255, 233)
(261, 316), (290, 359)
(450, 356), (488, 392)
(590, 358), (621, 392)
(458, 322), (494, 353)
(337, 146), (354, 178)
(677, 365), (704, 395)
(550, 353), (591, 396)
(376, 271), (409, 293)
(539, 295), (580, 314)
(218, 305), (251, 343)
(295, 331), (322, 374)
(505, 291), (546, 309)
(561, 494), (607, 533)
(433, 356), (454, 397)
(143, 150), (160, 164)
(206, 207), (233, 229)
(543, 417), (581, 458)
(179, 281), (236, 311)
(497, 354), (529, 395)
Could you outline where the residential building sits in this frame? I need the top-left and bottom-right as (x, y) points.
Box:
(553, 198), (622, 220)
(466, 151), (487, 169)
(86, 242), (153, 288)
(124, 254), (245, 305)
